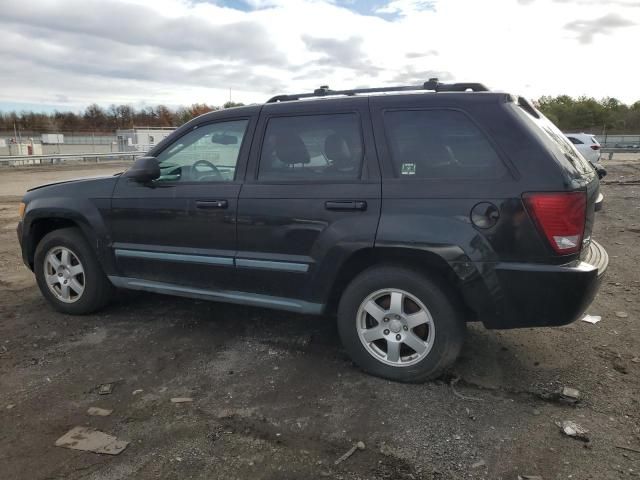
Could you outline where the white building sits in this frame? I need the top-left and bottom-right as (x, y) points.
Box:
(116, 127), (176, 152)
(41, 133), (65, 144)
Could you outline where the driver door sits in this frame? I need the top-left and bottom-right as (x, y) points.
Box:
(109, 117), (254, 290)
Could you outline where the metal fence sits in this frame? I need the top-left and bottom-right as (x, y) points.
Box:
(595, 134), (640, 148)
(0, 130), (118, 145)
(0, 152), (143, 167)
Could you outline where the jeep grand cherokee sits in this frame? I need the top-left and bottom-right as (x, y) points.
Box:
(17, 79), (608, 382)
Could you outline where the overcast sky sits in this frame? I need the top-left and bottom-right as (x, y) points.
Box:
(1, 0), (639, 111)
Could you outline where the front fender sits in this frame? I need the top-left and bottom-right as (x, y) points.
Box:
(21, 196), (113, 272)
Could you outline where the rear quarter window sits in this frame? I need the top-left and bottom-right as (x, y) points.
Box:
(513, 105), (593, 178)
(383, 109), (506, 179)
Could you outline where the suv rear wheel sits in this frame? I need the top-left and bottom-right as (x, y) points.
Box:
(337, 265), (465, 382)
(34, 228), (112, 314)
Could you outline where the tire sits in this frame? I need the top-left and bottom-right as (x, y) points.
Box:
(34, 227), (112, 314)
(337, 265), (465, 383)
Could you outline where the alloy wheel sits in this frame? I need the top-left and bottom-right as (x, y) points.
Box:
(43, 246), (85, 303)
(356, 288), (435, 367)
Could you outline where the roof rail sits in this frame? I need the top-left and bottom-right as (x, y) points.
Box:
(266, 78), (489, 103)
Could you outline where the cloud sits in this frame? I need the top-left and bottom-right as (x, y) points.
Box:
(405, 50), (439, 59)
(375, 0), (437, 18)
(564, 13), (635, 43)
(0, 21), (286, 92)
(389, 67), (453, 85)
(301, 35), (383, 76)
(1, 0), (640, 110)
(520, 0), (640, 6)
(0, 0), (284, 66)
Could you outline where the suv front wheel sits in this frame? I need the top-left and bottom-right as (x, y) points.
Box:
(34, 228), (112, 315)
(337, 265), (465, 383)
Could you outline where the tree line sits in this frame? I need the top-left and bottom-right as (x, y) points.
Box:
(536, 96), (640, 134)
(0, 101), (244, 134)
(1, 96), (640, 134)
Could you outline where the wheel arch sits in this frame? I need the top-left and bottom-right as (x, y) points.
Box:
(24, 213), (99, 269)
(324, 246), (477, 319)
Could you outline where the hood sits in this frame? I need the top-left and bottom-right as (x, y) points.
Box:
(27, 174), (121, 192)
(23, 174), (121, 204)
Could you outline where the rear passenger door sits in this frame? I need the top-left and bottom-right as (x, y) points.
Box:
(369, 96), (518, 263)
(235, 98), (381, 309)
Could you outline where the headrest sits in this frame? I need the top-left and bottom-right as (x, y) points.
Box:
(325, 133), (353, 165)
(275, 132), (310, 165)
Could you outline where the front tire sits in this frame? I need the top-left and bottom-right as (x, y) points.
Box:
(337, 265), (465, 383)
(34, 228), (112, 314)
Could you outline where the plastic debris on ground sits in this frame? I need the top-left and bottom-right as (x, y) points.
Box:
(170, 397), (193, 403)
(560, 387), (580, 402)
(97, 383), (114, 395)
(55, 426), (129, 455)
(581, 314), (601, 324)
(556, 420), (590, 442)
(334, 441), (365, 465)
(87, 407), (113, 416)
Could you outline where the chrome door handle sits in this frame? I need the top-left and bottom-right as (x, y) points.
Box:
(196, 200), (228, 209)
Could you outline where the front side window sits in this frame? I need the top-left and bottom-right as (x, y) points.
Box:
(156, 119), (248, 182)
(384, 110), (506, 179)
(258, 113), (363, 181)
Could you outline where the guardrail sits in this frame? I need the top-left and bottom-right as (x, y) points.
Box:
(601, 147), (640, 161)
(0, 152), (145, 167)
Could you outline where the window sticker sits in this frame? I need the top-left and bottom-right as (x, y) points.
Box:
(401, 163), (416, 175)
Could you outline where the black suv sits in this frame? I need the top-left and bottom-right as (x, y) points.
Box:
(17, 80), (608, 382)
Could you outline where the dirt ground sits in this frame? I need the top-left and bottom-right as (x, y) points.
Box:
(0, 158), (639, 480)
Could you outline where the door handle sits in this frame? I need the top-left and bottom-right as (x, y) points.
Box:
(325, 200), (367, 211)
(196, 200), (228, 209)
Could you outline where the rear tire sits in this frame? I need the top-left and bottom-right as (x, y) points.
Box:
(34, 228), (112, 315)
(337, 265), (465, 383)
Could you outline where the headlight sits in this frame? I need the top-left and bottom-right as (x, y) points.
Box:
(18, 202), (26, 219)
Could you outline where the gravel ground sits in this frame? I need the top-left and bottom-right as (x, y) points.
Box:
(0, 159), (639, 480)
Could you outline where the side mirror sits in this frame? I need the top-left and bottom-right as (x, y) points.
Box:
(123, 156), (160, 183)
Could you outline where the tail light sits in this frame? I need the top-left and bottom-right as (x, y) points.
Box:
(590, 145), (600, 150)
(523, 192), (586, 255)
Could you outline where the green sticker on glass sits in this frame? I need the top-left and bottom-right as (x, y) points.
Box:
(401, 163), (416, 175)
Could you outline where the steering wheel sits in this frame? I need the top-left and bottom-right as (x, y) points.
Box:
(192, 160), (223, 181)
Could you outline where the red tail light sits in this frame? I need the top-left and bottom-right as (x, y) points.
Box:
(590, 145), (600, 150)
(523, 192), (586, 255)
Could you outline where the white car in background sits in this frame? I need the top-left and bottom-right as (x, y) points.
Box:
(566, 133), (606, 178)
(565, 133), (601, 164)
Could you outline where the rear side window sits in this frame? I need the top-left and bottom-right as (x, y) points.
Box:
(568, 137), (583, 145)
(258, 113), (363, 181)
(514, 105), (593, 177)
(383, 110), (506, 179)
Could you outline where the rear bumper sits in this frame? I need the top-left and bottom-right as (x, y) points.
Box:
(481, 240), (608, 329)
